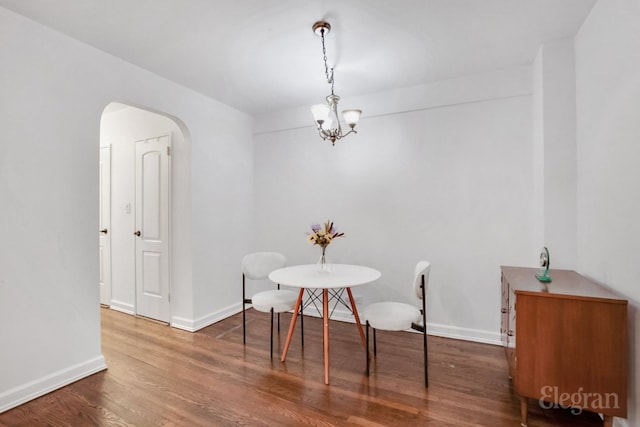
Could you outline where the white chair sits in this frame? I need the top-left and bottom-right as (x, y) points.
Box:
(362, 261), (431, 387)
(242, 252), (302, 358)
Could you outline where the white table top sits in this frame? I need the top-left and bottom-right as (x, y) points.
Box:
(269, 264), (381, 289)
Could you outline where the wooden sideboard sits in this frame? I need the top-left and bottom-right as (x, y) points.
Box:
(500, 266), (627, 427)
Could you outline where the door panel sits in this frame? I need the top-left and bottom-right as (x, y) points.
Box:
(142, 152), (161, 239)
(142, 251), (162, 296)
(99, 146), (112, 306)
(135, 135), (171, 323)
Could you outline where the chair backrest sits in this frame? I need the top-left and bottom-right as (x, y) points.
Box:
(413, 261), (431, 300)
(242, 252), (286, 280)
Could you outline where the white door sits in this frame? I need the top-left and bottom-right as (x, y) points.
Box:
(99, 146), (112, 306)
(135, 134), (171, 322)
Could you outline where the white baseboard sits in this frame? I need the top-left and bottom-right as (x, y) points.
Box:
(170, 316), (196, 332)
(109, 299), (134, 315)
(301, 307), (502, 346)
(174, 303), (502, 347)
(172, 302), (242, 332)
(0, 355), (107, 414)
(613, 417), (629, 427)
(426, 322), (502, 346)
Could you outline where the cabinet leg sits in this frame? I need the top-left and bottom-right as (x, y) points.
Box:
(520, 397), (528, 427)
(603, 415), (613, 427)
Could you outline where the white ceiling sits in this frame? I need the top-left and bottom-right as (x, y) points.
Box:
(0, 0), (596, 115)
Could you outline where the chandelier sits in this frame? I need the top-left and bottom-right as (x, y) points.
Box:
(310, 21), (362, 146)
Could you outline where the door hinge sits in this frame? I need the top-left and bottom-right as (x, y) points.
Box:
(167, 146), (171, 156)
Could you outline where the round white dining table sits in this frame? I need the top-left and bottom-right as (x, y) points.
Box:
(269, 264), (381, 385)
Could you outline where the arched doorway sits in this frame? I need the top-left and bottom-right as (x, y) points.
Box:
(99, 102), (187, 323)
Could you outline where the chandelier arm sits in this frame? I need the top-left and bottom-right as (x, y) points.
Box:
(335, 129), (357, 140)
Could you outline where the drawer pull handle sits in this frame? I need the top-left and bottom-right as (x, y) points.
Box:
(507, 330), (514, 337)
(501, 308), (508, 314)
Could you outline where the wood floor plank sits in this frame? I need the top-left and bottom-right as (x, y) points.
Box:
(0, 308), (607, 426)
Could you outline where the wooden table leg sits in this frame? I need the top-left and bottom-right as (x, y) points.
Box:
(520, 396), (528, 427)
(323, 288), (330, 385)
(281, 288), (305, 362)
(346, 288), (366, 349)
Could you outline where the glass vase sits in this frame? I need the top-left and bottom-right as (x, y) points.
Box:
(317, 247), (332, 273)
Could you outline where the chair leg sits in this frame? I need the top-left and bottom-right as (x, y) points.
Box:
(366, 321), (370, 377)
(423, 329), (428, 387)
(277, 284), (281, 332)
(300, 300), (304, 348)
(242, 275), (246, 345)
(421, 274), (429, 387)
(373, 328), (377, 356)
(242, 305), (246, 345)
(270, 308), (274, 359)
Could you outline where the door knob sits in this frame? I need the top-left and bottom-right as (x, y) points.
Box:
(134, 230), (141, 236)
(100, 229), (108, 234)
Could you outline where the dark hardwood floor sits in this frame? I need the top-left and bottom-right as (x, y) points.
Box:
(1, 308), (605, 426)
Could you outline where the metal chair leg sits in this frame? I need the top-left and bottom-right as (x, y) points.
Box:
(373, 327), (377, 356)
(300, 300), (304, 348)
(277, 284), (281, 332)
(242, 306), (246, 345)
(242, 275), (246, 345)
(366, 321), (370, 376)
(421, 274), (428, 387)
(270, 308), (274, 359)
(423, 329), (428, 387)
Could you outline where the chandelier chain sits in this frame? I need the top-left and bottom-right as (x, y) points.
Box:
(320, 29), (335, 95)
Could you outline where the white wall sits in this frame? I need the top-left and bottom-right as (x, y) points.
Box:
(0, 6), (253, 412)
(100, 105), (194, 322)
(532, 39), (578, 269)
(253, 67), (534, 343)
(575, 0), (640, 425)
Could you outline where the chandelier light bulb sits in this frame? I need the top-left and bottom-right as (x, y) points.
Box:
(342, 109), (362, 129)
(311, 103), (330, 127)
